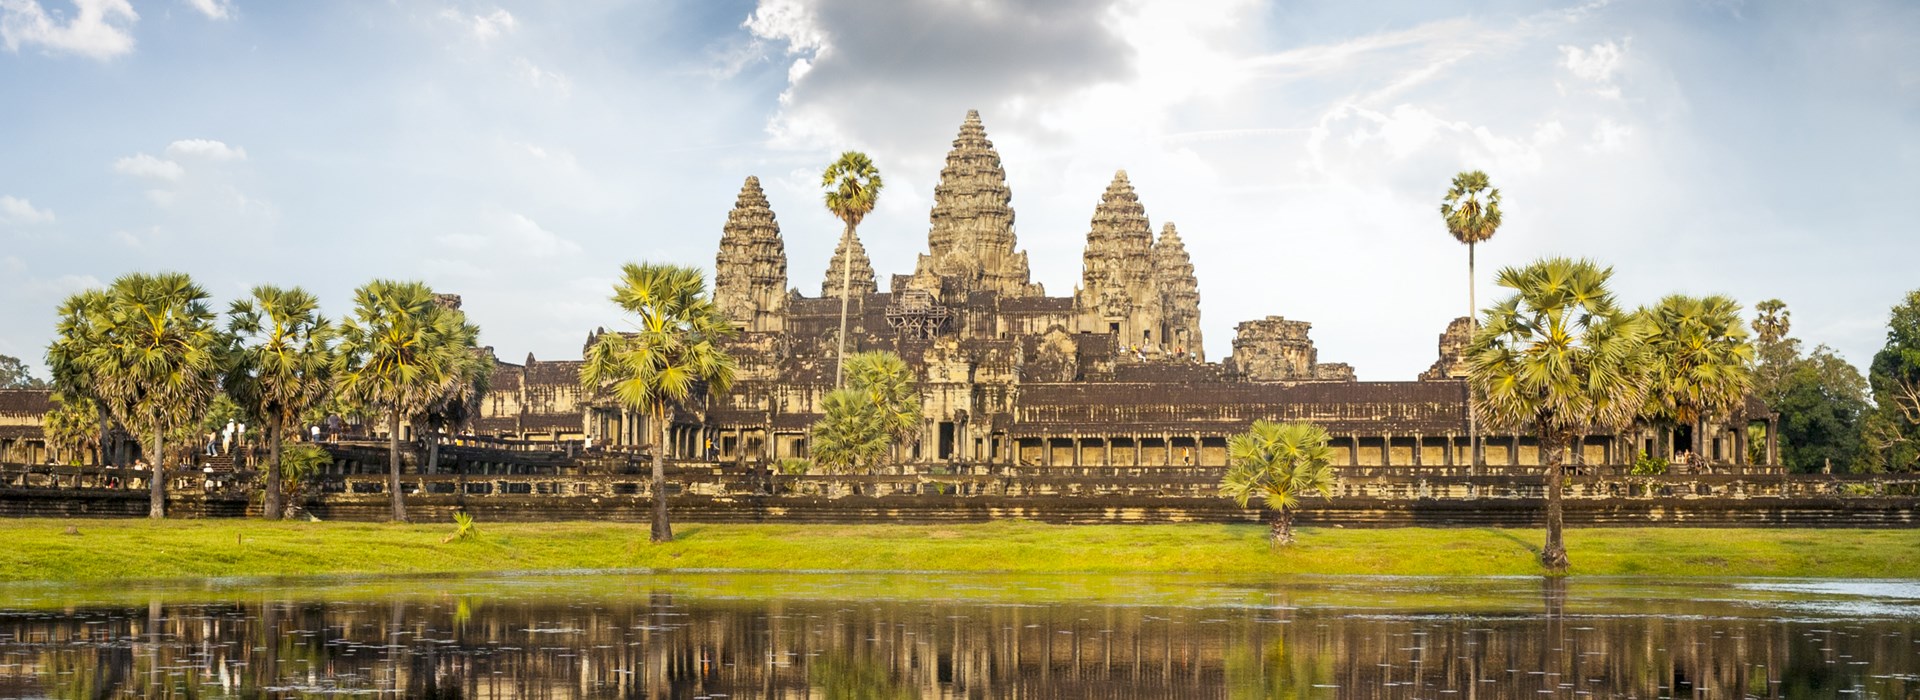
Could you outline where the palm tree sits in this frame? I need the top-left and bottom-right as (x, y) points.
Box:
(822, 151), (883, 388)
(41, 395), (101, 465)
(333, 281), (482, 522)
(1220, 420), (1337, 545)
(579, 263), (737, 543)
(1642, 294), (1755, 465)
(46, 289), (120, 468)
(84, 273), (227, 519)
(227, 286), (335, 520)
(1441, 170), (1503, 467)
(809, 388), (890, 475)
(843, 350), (920, 460)
(1467, 258), (1652, 572)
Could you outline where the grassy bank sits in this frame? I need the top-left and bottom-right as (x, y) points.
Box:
(1, 519), (1915, 582)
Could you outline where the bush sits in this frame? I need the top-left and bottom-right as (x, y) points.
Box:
(1630, 451), (1669, 476)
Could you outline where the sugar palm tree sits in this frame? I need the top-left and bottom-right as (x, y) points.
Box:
(333, 280), (482, 522)
(1441, 170), (1503, 466)
(1467, 258), (1652, 572)
(1642, 294), (1755, 464)
(85, 273), (227, 519)
(1221, 420), (1337, 545)
(227, 286), (335, 520)
(41, 394), (101, 465)
(822, 151), (883, 388)
(579, 263), (737, 543)
(843, 350), (920, 460)
(810, 388), (890, 475)
(46, 289), (121, 468)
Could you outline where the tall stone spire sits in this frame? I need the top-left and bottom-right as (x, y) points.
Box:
(911, 110), (1039, 298)
(821, 229), (877, 299)
(1153, 222), (1203, 360)
(1075, 170), (1162, 349)
(714, 176), (788, 332)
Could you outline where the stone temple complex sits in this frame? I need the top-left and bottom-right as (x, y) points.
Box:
(464, 110), (1779, 472)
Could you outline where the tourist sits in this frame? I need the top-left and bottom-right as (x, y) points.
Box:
(310, 424), (321, 442)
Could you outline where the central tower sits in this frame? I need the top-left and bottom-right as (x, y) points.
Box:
(910, 110), (1040, 299)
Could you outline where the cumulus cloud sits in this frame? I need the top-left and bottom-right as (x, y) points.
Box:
(1560, 39), (1626, 98)
(443, 7), (515, 42)
(112, 153), (184, 181)
(165, 138), (247, 161)
(184, 0), (230, 21)
(0, 0), (137, 60)
(0, 195), (54, 224)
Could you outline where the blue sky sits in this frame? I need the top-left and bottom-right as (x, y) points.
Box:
(0, 0), (1915, 380)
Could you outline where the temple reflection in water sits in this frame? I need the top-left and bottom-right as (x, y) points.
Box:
(1, 576), (1914, 698)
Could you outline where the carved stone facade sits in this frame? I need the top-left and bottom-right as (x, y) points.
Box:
(454, 110), (1777, 472)
(1224, 316), (1353, 382)
(1420, 316), (1473, 381)
(1074, 171), (1164, 350)
(713, 176), (788, 333)
(1153, 223), (1203, 360)
(910, 110), (1041, 300)
(820, 229), (877, 299)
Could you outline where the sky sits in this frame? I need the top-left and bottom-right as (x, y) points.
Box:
(0, 0), (1915, 380)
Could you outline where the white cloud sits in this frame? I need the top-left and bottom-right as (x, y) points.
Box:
(1587, 118), (1633, 153)
(513, 57), (571, 97)
(442, 7), (515, 42)
(165, 138), (247, 161)
(1560, 39), (1626, 98)
(437, 211), (580, 258)
(0, 0), (137, 60)
(184, 0), (229, 21)
(0, 195), (54, 224)
(112, 153), (183, 181)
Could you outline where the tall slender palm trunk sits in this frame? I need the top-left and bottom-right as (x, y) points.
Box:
(148, 416), (166, 519)
(651, 406), (673, 542)
(1467, 241), (1479, 469)
(834, 224), (854, 389)
(1540, 429), (1570, 572)
(264, 417), (284, 520)
(388, 410), (407, 522)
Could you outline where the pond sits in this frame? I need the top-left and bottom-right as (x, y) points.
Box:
(0, 572), (1917, 698)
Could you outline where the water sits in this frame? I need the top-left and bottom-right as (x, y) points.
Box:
(1, 573), (1917, 698)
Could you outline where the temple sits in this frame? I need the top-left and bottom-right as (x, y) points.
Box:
(456, 110), (1777, 472)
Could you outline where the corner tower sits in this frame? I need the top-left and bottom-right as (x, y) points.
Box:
(1153, 222), (1203, 359)
(714, 176), (788, 332)
(1074, 170), (1163, 349)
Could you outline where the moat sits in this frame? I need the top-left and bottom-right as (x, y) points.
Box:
(1, 573), (1916, 698)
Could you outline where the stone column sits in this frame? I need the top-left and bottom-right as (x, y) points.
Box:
(1382, 432), (1393, 467)
(1412, 434), (1424, 467)
(1766, 416), (1780, 466)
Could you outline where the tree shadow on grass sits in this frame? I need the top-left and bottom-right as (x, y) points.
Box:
(672, 526), (705, 541)
(1482, 528), (1542, 557)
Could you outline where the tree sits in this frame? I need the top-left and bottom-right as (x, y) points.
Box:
(227, 286), (335, 520)
(1467, 258), (1652, 572)
(822, 151), (883, 388)
(41, 395), (100, 465)
(809, 388), (891, 475)
(1220, 420), (1337, 545)
(1440, 170), (1502, 466)
(45, 289), (123, 468)
(1641, 294), (1755, 462)
(333, 281), (482, 522)
(0, 354), (46, 389)
(842, 351), (921, 458)
(809, 351), (919, 481)
(1747, 299), (1870, 473)
(579, 263), (737, 543)
(1775, 345), (1870, 473)
(1866, 290), (1920, 471)
(65, 273), (227, 518)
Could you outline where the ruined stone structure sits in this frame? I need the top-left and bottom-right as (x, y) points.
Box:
(1420, 316), (1473, 381)
(455, 110), (1776, 472)
(0, 111), (1780, 477)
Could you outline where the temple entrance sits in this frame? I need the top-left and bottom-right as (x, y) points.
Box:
(938, 422), (955, 460)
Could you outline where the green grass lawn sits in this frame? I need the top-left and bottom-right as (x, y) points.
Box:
(0, 518), (1915, 582)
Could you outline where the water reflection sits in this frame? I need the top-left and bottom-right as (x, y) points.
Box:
(0, 574), (1915, 698)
